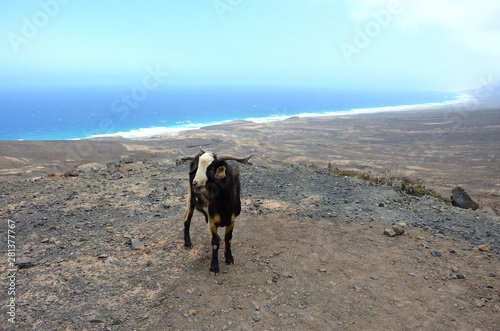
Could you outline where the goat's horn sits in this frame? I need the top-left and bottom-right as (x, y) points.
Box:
(217, 154), (254, 163)
(199, 147), (206, 154)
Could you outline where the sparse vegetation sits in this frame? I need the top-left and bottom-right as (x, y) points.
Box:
(323, 165), (449, 203)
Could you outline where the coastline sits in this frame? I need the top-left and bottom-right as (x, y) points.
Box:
(0, 99), (499, 211)
(85, 91), (471, 140)
(1, 89), (467, 141)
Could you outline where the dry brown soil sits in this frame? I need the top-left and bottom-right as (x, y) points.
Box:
(1, 160), (498, 330)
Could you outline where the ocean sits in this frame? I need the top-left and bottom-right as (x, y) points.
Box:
(0, 86), (465, 141)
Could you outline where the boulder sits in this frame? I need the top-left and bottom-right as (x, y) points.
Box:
(450, 187), (479, 210)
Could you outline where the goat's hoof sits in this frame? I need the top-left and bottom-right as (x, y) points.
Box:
(225, 255), (234, 265)
(184, 243), (192, 249)
(209, 266), (219, 275)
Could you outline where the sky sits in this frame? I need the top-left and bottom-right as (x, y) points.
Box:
(1, 0), (500, 91)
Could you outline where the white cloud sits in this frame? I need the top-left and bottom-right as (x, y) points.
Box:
(347, 0), (500, 55)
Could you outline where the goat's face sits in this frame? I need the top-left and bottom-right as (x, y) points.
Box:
(191, 152), (226, 193)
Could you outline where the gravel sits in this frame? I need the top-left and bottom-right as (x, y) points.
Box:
(0, 158), (498, 329)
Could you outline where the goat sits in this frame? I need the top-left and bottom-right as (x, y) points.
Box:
(184, 149), (253, 275)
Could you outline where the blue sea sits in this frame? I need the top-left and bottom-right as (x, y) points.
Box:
(0, 86), (466, 141)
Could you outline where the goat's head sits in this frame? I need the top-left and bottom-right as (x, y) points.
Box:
(190, 149), (253, 193)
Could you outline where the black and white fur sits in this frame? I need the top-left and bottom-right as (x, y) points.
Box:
(184, 150), (253, 275)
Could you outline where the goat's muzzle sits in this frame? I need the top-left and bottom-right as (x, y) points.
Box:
(192, 180), (206, 193)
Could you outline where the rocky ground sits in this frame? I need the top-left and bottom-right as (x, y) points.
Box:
(1, 159), (499, 330)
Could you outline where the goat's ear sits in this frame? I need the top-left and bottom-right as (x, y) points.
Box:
(189, 164), (198, 175)
(215, 166), (226, 180)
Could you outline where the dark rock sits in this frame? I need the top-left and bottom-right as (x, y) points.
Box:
(18, 259), (34, 269)
(64, 169), (79, 177)
(450, 187), (479, 210)
(431, 250), (442, 257)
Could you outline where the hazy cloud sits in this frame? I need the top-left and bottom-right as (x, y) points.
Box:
(348, 0), (500, 55)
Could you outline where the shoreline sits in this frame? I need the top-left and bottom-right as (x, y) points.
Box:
(1, 102), (499, 211)
(3, 90), (469, 142)
(80, 91), (474, 141)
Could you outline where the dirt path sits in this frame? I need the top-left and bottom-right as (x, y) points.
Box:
(1, 160), (498, 330)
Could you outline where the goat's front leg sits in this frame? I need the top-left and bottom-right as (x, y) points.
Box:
(224, 222), (235, 265)
(208, 220), (220, 275)
(183, 187), (194, 248)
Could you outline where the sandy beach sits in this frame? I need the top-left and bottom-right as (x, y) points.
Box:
(1, 105), (499, 210)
